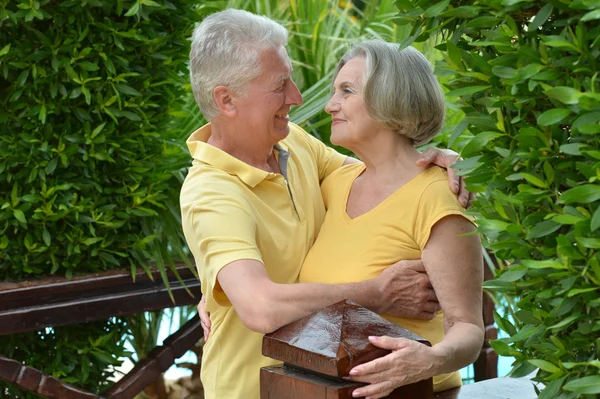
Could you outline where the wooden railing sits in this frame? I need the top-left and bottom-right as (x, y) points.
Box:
(0, 264), (203, 399)
(0, 255), (502, 398)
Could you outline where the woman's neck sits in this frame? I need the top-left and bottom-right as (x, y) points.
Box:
(353, 132), (426, 187)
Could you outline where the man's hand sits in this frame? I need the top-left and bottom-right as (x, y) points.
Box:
(375, 260), (440, 319)
(416, 148), (475, 208)
(197, 295), (211, 342)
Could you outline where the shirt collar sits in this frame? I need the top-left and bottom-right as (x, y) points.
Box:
(186, 123), (290, 188)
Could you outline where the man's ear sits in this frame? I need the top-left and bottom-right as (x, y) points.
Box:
(213, 86), (237, 117)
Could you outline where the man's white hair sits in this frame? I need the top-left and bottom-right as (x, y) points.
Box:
(190, 9), (288, 120)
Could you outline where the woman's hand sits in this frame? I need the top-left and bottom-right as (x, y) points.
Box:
(345, 336), (439, 399)
(197, 295), (212, 342)
(416, 148), (474, 208)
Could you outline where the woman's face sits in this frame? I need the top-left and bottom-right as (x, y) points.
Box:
(325, 57), (381, 148)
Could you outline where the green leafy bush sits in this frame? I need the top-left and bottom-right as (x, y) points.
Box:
(0, 0), (197, 280)
(0, 0), (200, 396)
(1, 320), (129, 398)
(393, 1), (600, 397)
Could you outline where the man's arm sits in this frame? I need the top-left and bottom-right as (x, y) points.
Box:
(217, 258), (439, 334)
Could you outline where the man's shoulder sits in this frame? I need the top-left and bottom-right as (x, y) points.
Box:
(282, 122), (314, 148)
(181, 162), (247, 203)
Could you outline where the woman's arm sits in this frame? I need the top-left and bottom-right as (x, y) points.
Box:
(346, 215), (484, 398)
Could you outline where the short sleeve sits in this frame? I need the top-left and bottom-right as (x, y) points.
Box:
(188, 195), (262, 306)
(414, 179), (474, 250)
(295, 125), (346, 182)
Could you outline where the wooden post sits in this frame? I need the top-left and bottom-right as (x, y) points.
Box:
(260, 300), (433, 399)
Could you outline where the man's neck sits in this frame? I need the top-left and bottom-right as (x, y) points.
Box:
(208, 122), (278, 173)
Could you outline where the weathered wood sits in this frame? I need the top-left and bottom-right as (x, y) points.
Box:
(261, 366), (361, 399)
(474, 253), (499, 381)
(261, 365), (432, 399)
(101, 315), (203, 399)
(263, 300), (430, 377)
(0, 264), (201, 335)
(0, 264), (203, 399)
(261, 300), (433, 399)
(0, 355), (103, 399)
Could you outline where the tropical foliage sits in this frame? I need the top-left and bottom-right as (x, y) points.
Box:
(390, 1), (600, 397)
(0, 0), (199, 396)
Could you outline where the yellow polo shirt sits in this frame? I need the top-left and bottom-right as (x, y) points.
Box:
(180, 122), (346, 399)
(299, 164), (468, 392)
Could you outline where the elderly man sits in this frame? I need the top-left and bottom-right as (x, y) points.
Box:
(180, 9), (468, 399)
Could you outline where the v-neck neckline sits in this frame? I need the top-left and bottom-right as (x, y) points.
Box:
(342, 164), (435, 224)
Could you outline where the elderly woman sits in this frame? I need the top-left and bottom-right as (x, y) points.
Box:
(298, 40), (484, 398)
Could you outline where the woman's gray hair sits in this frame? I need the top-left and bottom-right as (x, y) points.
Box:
(334, 40), (445, 146)
(190, 9), (288, 120)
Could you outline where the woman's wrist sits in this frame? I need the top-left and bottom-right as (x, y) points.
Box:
(429, 343), (452, 375)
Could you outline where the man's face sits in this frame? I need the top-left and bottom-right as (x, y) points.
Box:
(234, 46), (303, 145)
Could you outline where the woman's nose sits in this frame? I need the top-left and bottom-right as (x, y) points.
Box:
(325, 95), (339, 114)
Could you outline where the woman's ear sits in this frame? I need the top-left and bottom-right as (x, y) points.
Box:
(213, 86), (237, 117)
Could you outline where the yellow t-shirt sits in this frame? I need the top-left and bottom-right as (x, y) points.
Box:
(299, 163), (468, 392)
(180, 122), (346, 399)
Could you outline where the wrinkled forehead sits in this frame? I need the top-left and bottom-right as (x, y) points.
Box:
(333, 57), (366, 87)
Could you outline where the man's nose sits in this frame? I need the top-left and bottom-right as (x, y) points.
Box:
(285, 79), (303, 106)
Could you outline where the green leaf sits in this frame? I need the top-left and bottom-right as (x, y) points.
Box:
(537, 108), (571, 126)
(545, 87), (582, 105)
(140, 0), (161, 6)
(549, 315), (579, 330)
(45, 158), (58, 175)
(462, 131), (502, 156)
(519, 173), (547, 188)
(83, 237), (104, 246)
(591, 206), (600, 232)
(544, 40), (579, 52)
(13, 209), (27, 224)
(99, 251), (120, 266)
(576, 237), (600, 249)
(478, 219), (510, 231)
(0, 236), (8, 249)
(115, 84), (142, 97)
(510, 360), (538, 378)
(441, 6), (481, 18)
(563, 376), (600, 394)
(0, 44), (10, 57)
(528, 359), (561, 373)
(492, 66), (517, 79)
(124, 1), (140, 16)
(16, 69), (30, 87)
(581, 9), (600, 22)
(527, 220), (561, 239)
(522, 259), (566, 269)
(538, 376), (567, 399)
(560, 143), (587, 155)
(39, 104), (47, 124)
(498, 267), (527, 282)
(560, 184), (600, 204)
(42, 230), (51, 246)
(528, 4), (553, 31)
(445, 40), (462, 69)
(90, 350), (118, 365)
(423, 0), (450, 17)
(78, 62), (99, 71)
(489, 340), (512, 356)
(567, 287), (599, 297)
(446, 85), (490, 97)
